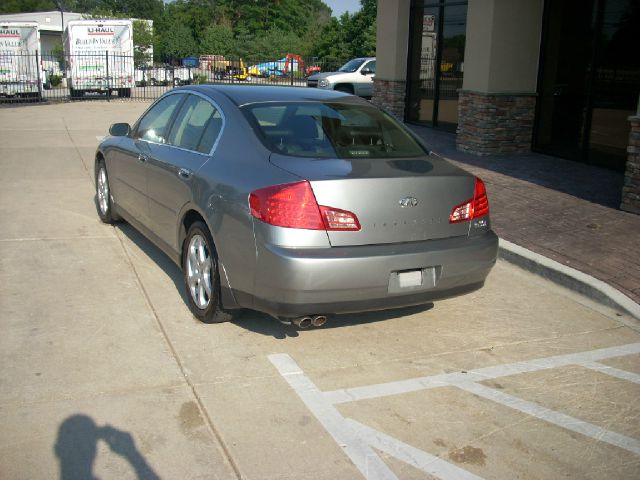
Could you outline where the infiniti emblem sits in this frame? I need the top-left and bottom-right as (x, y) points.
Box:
(399, 196), (419, 208)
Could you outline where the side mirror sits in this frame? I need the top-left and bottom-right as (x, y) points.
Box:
(361, 68), (373, 75)
(109, 123), (131, 137)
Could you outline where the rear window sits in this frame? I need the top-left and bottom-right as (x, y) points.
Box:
(243, 101), (427, 159)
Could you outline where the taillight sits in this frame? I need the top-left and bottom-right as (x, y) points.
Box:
(249, 181), (360, 231)
(449, 177), (490, 223)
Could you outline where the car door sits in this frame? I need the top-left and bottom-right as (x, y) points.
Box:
(112, 93), (185, 226)
(146, 93), (224, 252)
(357, 60), (376, 97)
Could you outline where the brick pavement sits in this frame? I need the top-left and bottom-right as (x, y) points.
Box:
(409, 125), (640, 306)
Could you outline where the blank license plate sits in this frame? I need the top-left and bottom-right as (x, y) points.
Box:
(398, 270), (423, 288)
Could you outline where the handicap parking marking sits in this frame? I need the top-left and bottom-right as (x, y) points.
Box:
(269, 353), (399, 480)
(323, 342), (640, 404)
(270, 343), (640, 480)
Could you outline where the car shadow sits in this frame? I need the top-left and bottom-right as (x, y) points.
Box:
(116, 222), (191, 306)
(114, 220), (435, 338)
(235, 303), (435, 339)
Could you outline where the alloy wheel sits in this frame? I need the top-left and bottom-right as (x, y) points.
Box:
(186, 234), (213, 309)
(97, 167), (109, 215)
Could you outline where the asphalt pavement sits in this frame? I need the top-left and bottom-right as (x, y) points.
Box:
(0, 101), (639, 480)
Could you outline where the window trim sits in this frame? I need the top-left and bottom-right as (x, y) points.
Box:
(132, 90), (226, 157)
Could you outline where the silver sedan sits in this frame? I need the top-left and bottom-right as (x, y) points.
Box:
(95, 85), (498, 327)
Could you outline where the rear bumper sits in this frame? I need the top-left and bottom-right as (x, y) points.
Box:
(247, 231), (499, 317)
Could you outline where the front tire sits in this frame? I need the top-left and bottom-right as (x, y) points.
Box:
(183, 222), (233, 324)
(95, 159), (120, 224)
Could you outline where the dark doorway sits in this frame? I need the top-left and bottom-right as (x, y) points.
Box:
(534, 0), (640, 171)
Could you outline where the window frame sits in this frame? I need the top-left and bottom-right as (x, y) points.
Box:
(132, 90), (226, 157)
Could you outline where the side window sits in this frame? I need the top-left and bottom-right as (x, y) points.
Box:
(134, 94), (184, 143)
(167, 95), (221, 153)
(363, 61), (376, 74)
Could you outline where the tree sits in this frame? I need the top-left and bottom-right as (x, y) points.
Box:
(313, 0), (377, 60)
(200, 24), (234, 57)
(155, 19), (197, 62)
(133, 19), (153, 67)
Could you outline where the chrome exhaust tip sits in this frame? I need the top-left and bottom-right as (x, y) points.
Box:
(292, 316), (313, 329)
(311, 315), (328, 327)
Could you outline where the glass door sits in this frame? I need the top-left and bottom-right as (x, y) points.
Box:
(406, 1), (468, 130)
(534, 0), (639, 171)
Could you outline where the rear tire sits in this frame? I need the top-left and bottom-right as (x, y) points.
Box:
(182, 222), (233, 324)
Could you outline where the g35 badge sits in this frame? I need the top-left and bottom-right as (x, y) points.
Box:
(399, 197), (419, 208)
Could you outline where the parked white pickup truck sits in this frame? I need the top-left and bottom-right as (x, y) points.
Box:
(306, 57), (376, 98)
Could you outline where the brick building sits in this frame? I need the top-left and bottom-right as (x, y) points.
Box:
(372, 0), (640, 213)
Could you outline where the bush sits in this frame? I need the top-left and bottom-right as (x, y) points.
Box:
(192, 74), (208, 85)
(49, 74), (63, 87)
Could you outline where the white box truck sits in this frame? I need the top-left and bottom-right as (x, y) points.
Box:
(64, 19), (134, 98)
(0, 22), (42, 98)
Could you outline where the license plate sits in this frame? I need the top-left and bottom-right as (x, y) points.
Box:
(398, 270), (423, 288)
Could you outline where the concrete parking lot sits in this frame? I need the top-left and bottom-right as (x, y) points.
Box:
(0, 101), (639, 479)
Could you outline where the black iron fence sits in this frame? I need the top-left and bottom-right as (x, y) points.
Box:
(0, 53), (349, 104)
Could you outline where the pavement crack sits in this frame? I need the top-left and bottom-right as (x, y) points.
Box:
(114, 227), (243, 480)
(62, 116), (94, 184)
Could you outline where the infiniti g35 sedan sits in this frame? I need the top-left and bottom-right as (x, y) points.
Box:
(95, 85), (498, 326)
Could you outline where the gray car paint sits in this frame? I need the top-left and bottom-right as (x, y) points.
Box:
(96, 85), (498, 319)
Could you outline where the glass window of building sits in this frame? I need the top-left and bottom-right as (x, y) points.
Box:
(534, 0), (640, 171)
(406, 1), (468, 131)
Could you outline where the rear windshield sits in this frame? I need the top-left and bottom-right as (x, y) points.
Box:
(243, 101), (427, 159)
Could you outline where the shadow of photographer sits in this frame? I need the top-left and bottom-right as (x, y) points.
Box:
(54, 414), (160, 480)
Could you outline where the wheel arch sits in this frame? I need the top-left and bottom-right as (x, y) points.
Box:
(333, 83), (354, 94)
(178, 204), (240, 309)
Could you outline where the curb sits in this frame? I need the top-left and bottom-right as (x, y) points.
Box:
(498, 238), (640, 320)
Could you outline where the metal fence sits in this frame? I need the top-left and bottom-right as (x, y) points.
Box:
(0, 53), (349, 104)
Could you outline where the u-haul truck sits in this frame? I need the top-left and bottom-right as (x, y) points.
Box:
(0, 22), (42, 98)
(64, 19), (134, 97)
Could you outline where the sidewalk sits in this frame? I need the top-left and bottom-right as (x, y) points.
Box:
(409, 125), (640, 310)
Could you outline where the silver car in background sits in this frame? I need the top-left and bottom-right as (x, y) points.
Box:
(95, 85), (498, 327)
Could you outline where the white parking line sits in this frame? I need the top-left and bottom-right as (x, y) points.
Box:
(271, 343), (640, 480)
(456, 381), (640, 455)
(269, 354), (398, 480)
(324, 343), (640, 404)
(96, 135), (105, 142)
(347, 419), (484, 480)
(579, 361), (640, 384)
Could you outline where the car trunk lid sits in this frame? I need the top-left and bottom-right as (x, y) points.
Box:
(269, 154), (474, 247)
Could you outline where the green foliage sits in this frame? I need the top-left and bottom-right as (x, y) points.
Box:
(0, 0), (55, 14)
(313, 1), (377, 59)
(192, 73), (208, 85)
(49, 74), (63, 87)
(1, 0), (376, 64)
(133, 19), (153, 67)
(155, 18), (198, 61)
(200, 25), (234, 57)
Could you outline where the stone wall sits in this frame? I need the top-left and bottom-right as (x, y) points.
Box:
(456, 90), (536, 155)
(621, 116), (640, 214)
(371, 78), (406, 120)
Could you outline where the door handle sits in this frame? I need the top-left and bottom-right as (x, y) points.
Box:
(137, 154), (148, 163)
(178, 168), (192, 179)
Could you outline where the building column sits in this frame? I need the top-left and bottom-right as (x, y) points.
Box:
(457, 0), (544, 155)
(621, 115), (640, 214)
(371, 0), (410, 119)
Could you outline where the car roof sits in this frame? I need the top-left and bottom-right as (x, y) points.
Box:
(180, 85), (361, 107)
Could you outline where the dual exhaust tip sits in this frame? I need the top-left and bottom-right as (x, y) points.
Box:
(289, 315), (328, 329)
